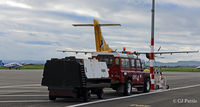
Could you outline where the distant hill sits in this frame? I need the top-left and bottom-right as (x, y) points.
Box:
(2, 60), (200, 67)
(147, 61), (200, 67)
(3, 60), (45, 64)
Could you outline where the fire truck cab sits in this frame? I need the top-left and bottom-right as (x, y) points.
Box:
(92, 52), (151, 95)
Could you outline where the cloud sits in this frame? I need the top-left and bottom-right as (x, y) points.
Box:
(0, 0), (32, 9)
(23, 41), (60, 46)
(0, 0), (199, 63)
(158, 0), (200, 8)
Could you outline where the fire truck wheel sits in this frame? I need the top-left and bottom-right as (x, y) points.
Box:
(97, 89), (104, 99)
(144, 78), (150, 93)
(83, 89), (91, 102)
(124, 80), (132, 96)
(49, 95), (56, 101)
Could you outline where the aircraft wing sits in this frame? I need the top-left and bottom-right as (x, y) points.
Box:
(130, 50), (199, 59)
(133, 50), (199, 55)
(58, 50), (198, 55)
(57, 50), (96, 54)
(154, 51), (199, 55)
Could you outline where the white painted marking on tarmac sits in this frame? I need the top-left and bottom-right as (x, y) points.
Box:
(0, 100), (50, 103)
(0, 95), (48, 97)
(0, 84), (41, 88)
(67, 84), (200, 107)
(12, 86), (47, 89)
(170, 84), (200, 91)
(0, 90), (46, 92)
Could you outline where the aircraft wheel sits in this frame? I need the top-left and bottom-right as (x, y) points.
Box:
(156, 85), (160, 89)
(166, 85), (169, 89)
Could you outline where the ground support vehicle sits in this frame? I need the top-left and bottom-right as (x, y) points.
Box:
(41, 57), (111, 101)
(92, 52), (151, 95)
(154, 68), (169, 89)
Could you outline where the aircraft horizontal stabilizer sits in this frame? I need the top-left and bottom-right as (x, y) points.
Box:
(72, 24), (121, 26)
(72, 24), (94, 26)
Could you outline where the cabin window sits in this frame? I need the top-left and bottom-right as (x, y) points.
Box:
(115, 58), (119, 66)
(131, 59), (135, 68)
(98, 56), (113, 66)
(136, 60), (141, 68)
(121, 58), (130, 68)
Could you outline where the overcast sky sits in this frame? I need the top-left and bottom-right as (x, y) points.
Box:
(0, 0), (199, 62)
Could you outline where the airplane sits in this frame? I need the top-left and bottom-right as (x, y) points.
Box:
(58, 19), (198, 90)
(58, 1), (198, 91)
(0, 61), (23, 69)
(196, 66), (200, 69)
(59, 19), (198, 57)
(58, 19), (198, 91)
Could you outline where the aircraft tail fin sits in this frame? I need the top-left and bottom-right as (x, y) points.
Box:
(73, 19), (120, 52)
(0, 60), (3, 66)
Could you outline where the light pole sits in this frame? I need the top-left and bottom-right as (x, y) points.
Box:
(150, 0), (155, 90)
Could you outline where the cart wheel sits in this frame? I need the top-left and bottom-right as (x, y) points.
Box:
(124, 80), (132, 96)
(83, 90), (91, 102)
(97, 89), (104, 99)
(144, 78), (150, 93)
(49, 95), (56, 101)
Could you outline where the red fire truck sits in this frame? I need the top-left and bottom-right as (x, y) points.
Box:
(92, 52), (151, 95)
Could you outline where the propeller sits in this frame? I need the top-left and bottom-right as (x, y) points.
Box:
(155, 46), (165, 59)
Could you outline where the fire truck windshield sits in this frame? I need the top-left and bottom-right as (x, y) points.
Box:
(98, 56), (113, 66)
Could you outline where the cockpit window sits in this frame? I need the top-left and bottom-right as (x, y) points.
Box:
(98, 56), (113, 66)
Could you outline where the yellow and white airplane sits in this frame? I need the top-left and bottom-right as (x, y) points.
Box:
(59, 19), (198, 58)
